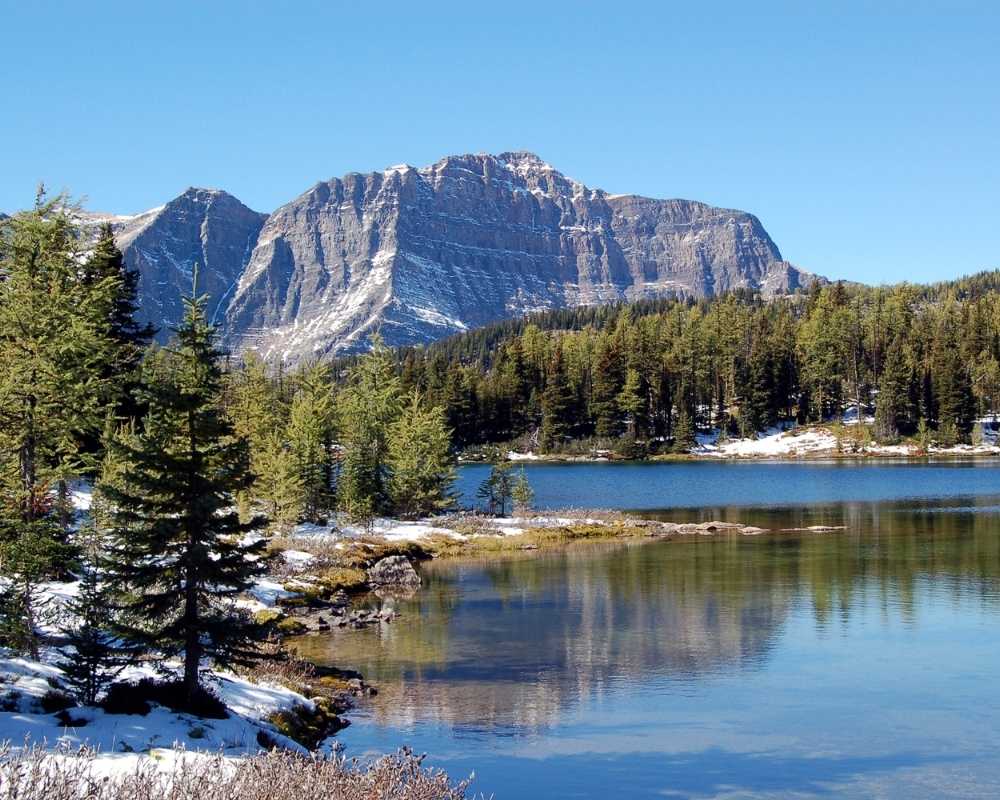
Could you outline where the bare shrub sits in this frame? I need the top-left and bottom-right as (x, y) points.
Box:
(236, 640), (316, 695)
(0, 743), (474, 800)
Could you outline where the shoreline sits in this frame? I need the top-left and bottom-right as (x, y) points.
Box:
(459, 420), (1000, 464)
(461, 450), (1000, 464)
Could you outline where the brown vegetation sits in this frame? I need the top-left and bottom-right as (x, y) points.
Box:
(0, 743), (472, 800)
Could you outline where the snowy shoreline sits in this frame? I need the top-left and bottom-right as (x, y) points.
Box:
(481, 419), (1000, 463)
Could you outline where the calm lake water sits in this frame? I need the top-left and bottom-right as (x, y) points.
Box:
(295, 461), (1000, 799)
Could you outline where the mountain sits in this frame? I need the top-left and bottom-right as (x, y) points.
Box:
(95, 153), (820, 361)
(90, 189), (266, 340)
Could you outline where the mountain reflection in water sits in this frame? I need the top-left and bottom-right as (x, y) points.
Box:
(291, 479), (1000, 799)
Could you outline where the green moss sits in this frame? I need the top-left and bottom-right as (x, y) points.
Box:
(254, 609), (285, 626)
(267, 698), (345, 749)
(315, 567), (368, 594)
(276, 617), (308, 635)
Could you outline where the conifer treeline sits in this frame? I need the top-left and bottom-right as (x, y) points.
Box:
(363, 277), (1000, 452)
(0, 196), (455, 702)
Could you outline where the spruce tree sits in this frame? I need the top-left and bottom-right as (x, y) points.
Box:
(540, 344), (574, 452)
(673, 405), (696, 453)
(873, 337), (913, 443)
(81, 223), (156, 424)
(617, 367), (645, 438)
(0, 193), (119, 526)
(477, 456), (514, 517)
(57, 527), (128, 705)
(591, 339), (623, 437)
(511, 468), (535, 514)
(100, 286), (268, 704)
(387, 391), (456, 518)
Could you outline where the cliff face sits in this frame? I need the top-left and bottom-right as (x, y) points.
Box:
(109, 188), (267, 339)
(90, 153), (816, 361)
(225, 153), (814, 361)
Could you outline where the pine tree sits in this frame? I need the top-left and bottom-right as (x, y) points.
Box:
(673, 405), (696, 453)
(100, 286), (268, 703)
(80, 223), (156, 425)
(511, 468), (535, 514)
(873, 337), (913, 443)
(931, 322), (975, 442)
(387, 391), (456, 518)
(57, 527), (128, 705)
(337, 336), (402, 520)
(477, 456), (514, 517)
(617, 367), (645, 438)
(540, 344), (574, 452)
(591, 339), (623, 437)
(0, 193), (120, 526)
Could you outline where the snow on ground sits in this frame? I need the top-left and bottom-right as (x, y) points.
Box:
(265, 513), (611, 577)
(698, 426), (839, 457)
(1, 576), (321, 772)
(0, 656), (310, 762)
(693, 419), (1000, 458)
(287, 516), (460, 544)
(246, 579), (299, 608)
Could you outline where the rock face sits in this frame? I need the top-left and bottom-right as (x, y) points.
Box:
(100, 189), (267, 341)
(366, 556), (421, 588)
(88, 153), (819, 360)
(226, 153), (817, 361)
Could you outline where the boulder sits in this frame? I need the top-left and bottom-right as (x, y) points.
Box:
(366, 555), (421, 588)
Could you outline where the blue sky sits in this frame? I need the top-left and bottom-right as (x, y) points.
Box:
(2, 1), (997, 284)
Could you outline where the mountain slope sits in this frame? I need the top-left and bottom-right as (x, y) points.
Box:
(225, 153), (815, 361)
(99, 189), (267, 339)
(86, 153), (817, 361)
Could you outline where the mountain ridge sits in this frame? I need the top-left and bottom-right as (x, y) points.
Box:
(77, 152), (821, 361)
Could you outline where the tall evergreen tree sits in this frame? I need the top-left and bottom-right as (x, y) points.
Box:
(101, 286), (268, 703)
(81, 223), (156, 421)
(673, 405), (696, 453)
(387, 391), (456, 517)
(540, 343), (574, 451)
(287, 363), (336, 523)
(254, 429), (305, 532)
(617, 367), (647, 439)
(57, 526), (129, 705)
(337, 336), (401, 520)
(591, 339), (623, 437)
(873, 337), (913, 443)
(0, 193), (119, 525)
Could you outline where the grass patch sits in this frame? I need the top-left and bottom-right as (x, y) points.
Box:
(314, 566), (368, 594)
(424, 522), (648, 559)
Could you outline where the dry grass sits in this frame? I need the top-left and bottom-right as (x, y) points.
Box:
(423, 522), (648, 559)
(235, 641), (317, 696)
(268, 535), (345, 564)
(0, 743), (473, 799)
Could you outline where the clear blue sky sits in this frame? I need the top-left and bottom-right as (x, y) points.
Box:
(3, 1), (998, 284)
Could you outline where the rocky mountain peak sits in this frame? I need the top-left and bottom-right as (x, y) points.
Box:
(93, 153), (818, 362)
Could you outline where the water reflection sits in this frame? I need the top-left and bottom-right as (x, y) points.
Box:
(292, 501), (1000, 741)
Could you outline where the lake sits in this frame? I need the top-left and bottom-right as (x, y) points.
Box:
(294, 461), (1000, 799)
